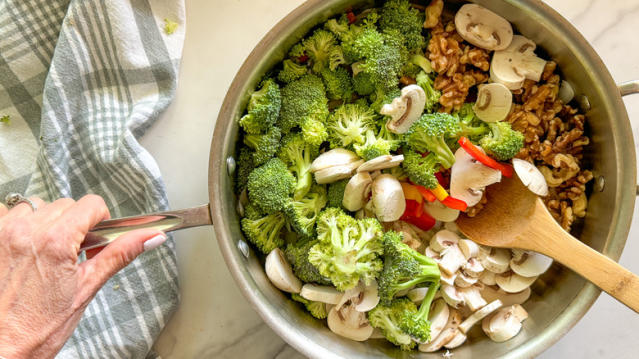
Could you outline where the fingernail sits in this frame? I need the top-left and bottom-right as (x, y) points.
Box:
(143, 234), (167, 252)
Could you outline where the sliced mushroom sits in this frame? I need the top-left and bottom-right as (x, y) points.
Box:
(462, 257), (484, 277)
(407, 287), (429, 303)
(443, 330), (467, 349)
(369, 328), (386, 339)
(513, 159), (549, 196)
(455, 271), (479, 288)
(458, 299), (503, 334)
(419, 308), (462, 352)
(342, 172), (373, 212)
(355, 281), (380, 312)
(439, 244), (467, 276)
(424, 200), (460, 222)
(458, 286), (487, 311)
(314, 159), (364, 184)
(265, 248), (302, 293)
(480, 285), (531, 307)
(479, 271), (498, 286)
(336, 284), (363, 311)
(300, 284), (343, 304)
(310, 148), (361, 172)
(510, 249), (553, 278)
(458, 239), (480, 260)
(479, 248), (511, 274)
(430, 230), (460, 252)
(381, 85), (426, 134)
(426, 298), (451, 342)
(440, 284), (464, 308)
(424, 246), (442, 262)
(357, 155), (404, 172)
(495, 271), (538, 293)
(482, 304), (528, 342)
(444, 221), (460, 234)
(454, 4), (513, 51)
(473, 83), (513, 123)
(327, 302), (374, 341)
(440, 270), (457, 287)
(450, 147), (502, 207)
(491, 35), (547, 90)
(558, 80), (575, 104)
(369, 170), (382, 180)
(371, 174), (406, 222)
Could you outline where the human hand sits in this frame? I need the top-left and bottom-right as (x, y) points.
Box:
(0, 195), (167, 359)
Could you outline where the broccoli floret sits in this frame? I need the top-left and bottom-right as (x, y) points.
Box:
(279, 133), (319, 200)
(352, 72), (376, 96)
(405, 113), (460, 169)
(327, 103), (376, 148)
(320, 67), (353, 101)
(284, 185), (327, 239)
(377, 121), (402, 151)
(354, 130), (392, 161)
(279, 74), (329, 133)
(235, 146), (255, 194)
(411, 54), (432, 74)
(299, 29), (344, 73)
(369, 86), (401, 113)
(291, 293), (328, 319)
(243, 127), (282, 166)
(402, 149), (441, 189)
(324, 15), (350, 39)
(379, 0), (425, 52)
(454, 103), (489, 142)
(327, 179), (348, 209)
(241, 212), (286, 254)
(243, 202), (263, 220)
(278, 59), (308, 84)
(239, 79), (281, 134)
(300, 117), (329, 146)
(479, 122), (524, 161)
(368, 298), (417, 351)
(416, 72), (441, 113)
(308, 208), (384, 291)
(247, 158), (295, 214)
(285, 239), (332, 285)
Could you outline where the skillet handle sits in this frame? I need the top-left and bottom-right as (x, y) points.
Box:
(618, 81), (639, 195)
(80, 204), (212, 251)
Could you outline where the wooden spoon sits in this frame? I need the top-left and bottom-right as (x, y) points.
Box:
(456, 174), (639, 313)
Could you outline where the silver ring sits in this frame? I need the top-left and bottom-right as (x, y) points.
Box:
(5, 193), (37, 212)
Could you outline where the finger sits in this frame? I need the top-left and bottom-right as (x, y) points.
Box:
(78, 229), (166, 295)
(0, 203), (7, 217)
(58, 195), (111, 242)
(2, 196), (45, 219)
(35, 198), (75, 222)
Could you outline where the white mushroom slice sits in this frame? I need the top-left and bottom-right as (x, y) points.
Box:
(369, 328), (386, 339)
(371, 174), (406, 222)
(300, 284), (343, 304)
(427, 299), (451, 341)
(495, 271), (538, 293)
(455, 272), (479, 288)
(424, 200), (460, 222)
(407, 287), (429, 303)
(512, 159), (549, 196)
(458, 239), (480, 260)
(440, 270), (457, 287)
(444, 221), (460, 234)
(482, 304), (528, 342)
(454, 4), (513, 51)
(450, 147), (502, 207)
(357, 155), (404, 172)
(510, 249), (553, 277)
(369, 170), (382, 180)
(336, 284), (363, 311)
(558, 80), (575, 104)
(355, 281), (380, 312)
(490, 35), (547, 90)
(419, 308), (462, 351)
(480, 285), (531, 306)
(381, 85), (426, 134)
(430, 230), (460, 252)
(458, 286), (487, 311)
(265, 248), (302, 293)
(462, 257), (484, 277)
(314, 160), (364, 184)
(439, 245), (467, 275)
(342, 172), (373, 212)
(444, 330), (467, 349)
(480, 271), (497, 286)
(424, 246), (442, 261)
(479, 248), (511, 274)
(458, 299), (503, 334)
(310, 148), (361, 172)
(440, 284), (464, 308)
(327, 303), (374, 341)
(473, 83), (513, 123)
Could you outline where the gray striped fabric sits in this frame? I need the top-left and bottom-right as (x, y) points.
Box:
(0, 0), (184, 357)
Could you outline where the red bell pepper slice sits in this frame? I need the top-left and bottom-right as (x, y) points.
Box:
(346, 11), (357, 24)
(401, 199), (423, 219)
(458, 137), (513, 177)
(414, 185), (437, 202)
(403, 211), (436, 231)
(441, 196), (468, 212)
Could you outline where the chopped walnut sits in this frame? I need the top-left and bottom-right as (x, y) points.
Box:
(424, 0), (444, 29)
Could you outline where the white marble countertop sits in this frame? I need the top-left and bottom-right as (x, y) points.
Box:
(146, 0), (639, 358)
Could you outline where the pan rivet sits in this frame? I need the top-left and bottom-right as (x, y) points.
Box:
(238, 240), (250, 258)
(226, 156), (236, 176)
(596, 176), (605, 192)
(577, 95), (591, 112)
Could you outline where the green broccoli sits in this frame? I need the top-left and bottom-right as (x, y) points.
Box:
(241, 212), (286, 254)
(285, 239), (332, 285)
(327, 103), (376, 148)
(368, 298), (418, 350)
(454, 103), (489, 142)
(324, 15), (350, 39)
(402, 149), (441, 189)
(320, 67), (353, 101)
(238, 79), (281, 134)
(354, 130), (392, 161)
(279, 133), (319, 200)
(279, 74), (329, 133)
(308, 208), (384, 291)
(376, 121), (402, 151)
(352, 72), (376, 96)
(379, 0), (425, 52)
(300, 117), (329, 146)
(235, 146), (255, 194)
(327, 179), (348, 209)
(284, 185), (327, 239)
(291, 293), (328, 319)
(479, 122), (525, 161)
(299, 29), (344, 73)
(369, 86), (401, 113)
(278, 59), (308, 84)
(405, 113), (460, 169)
(243, 126), (282, 166)
(416, 71), (441, 113)
(247, 158), (295, 214)
(243, 202), (263, 220)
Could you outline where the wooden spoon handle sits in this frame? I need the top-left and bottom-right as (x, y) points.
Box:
(544, 235), (639, 313)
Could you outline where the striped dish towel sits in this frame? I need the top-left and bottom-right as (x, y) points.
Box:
(0, 0), (184, 358)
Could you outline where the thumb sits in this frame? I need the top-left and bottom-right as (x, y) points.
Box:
(79, 229), (167, 296)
